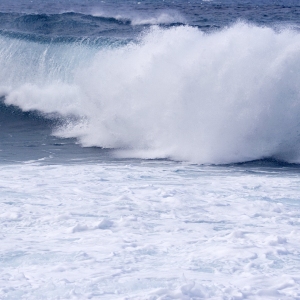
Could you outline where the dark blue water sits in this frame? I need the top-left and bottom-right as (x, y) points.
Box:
(1, 0), (300, 165)
(1, 0), (300, 40)
(0, 98), (117, 163)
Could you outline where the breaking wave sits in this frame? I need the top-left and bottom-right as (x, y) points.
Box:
(0, 10), (185, 42)
(2, 23), (300, 164)
(90, 10), (186, 26)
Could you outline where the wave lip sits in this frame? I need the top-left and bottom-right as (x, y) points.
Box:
(2, 23), (300, 164)
(91, 10), (186, 26)
(0, 11), (143, 40)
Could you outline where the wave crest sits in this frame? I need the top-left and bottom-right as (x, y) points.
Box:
(91, 10), (186, 26)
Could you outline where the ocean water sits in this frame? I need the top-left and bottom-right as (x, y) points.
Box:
(1, 1), (300, 299)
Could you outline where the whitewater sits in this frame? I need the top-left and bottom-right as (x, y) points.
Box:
(2, 23), (300, 164)
(1, 0), (300, 299)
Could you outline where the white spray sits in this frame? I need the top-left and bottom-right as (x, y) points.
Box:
(2, 23), (300, 164)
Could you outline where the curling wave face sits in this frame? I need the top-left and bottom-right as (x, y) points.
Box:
(2, 23), (300, 164)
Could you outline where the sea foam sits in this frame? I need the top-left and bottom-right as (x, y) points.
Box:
(2, 23), (300, 164)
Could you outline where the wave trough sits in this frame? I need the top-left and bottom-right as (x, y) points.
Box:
(2, 23), (300, 164)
